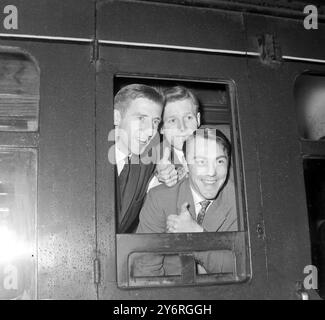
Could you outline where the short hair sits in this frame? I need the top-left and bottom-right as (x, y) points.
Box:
(114, 84), (165, 115)
(163, 86), (200, 115)
(183, 128), (231, 163)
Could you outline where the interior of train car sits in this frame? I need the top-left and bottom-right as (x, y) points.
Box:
(0, 0), (325, 300)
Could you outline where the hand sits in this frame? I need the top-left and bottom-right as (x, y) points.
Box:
(176, 166), (188, 181)
(166, 202), (203, 233)
(156, 147), (178, 187)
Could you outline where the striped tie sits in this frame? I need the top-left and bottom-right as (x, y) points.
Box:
(197, 200), (211, 225)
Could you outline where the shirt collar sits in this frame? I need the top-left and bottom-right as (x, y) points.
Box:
(115, 145), (129, 163)
(189, 184), (206, 206)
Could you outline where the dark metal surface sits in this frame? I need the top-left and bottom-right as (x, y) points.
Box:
(117, 232), (247, 288)
(137, 0), (325, 19)
(0, 0), (322, 300)
(0, 132), (39, 148)
(97, 0), (247, 51)
(96, 39), (267, 299)
(0, 39), (97, 299)
(0, 0), (94, 38)
(245, 14), (325, 61)
(301, 140), (325, 157)
(245, 13), (325, 299)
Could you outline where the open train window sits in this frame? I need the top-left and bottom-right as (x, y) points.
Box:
(295, 73), (325, 298)
(112, 76), (249, 288)
(0, 47), (39, 132)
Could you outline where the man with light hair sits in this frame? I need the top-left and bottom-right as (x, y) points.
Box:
(148, 85), (200, 190)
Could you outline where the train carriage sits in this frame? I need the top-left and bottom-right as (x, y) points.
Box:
(0, 0), (324, 300)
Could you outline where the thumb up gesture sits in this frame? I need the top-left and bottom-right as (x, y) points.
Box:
(166, 202), (203, 233)
(156, 147), (178, 187)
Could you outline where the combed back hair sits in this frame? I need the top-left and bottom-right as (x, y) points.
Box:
(183, 128), (231, 163)
(114, 84), (165, 115)
(163, 86), (200, 114)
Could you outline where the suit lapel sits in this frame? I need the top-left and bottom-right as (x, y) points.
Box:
(117, 137), (159, 232)
(203, 189), (228, 231)
(176, 178), (196, 219)
(115, 165), (122, 212)
(120, 160), (141, 220)
(120, 155), (155, 218)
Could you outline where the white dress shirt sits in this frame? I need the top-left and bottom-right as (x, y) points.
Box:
(115, 146), (129, 176)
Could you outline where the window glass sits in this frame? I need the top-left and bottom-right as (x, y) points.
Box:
(0, 149), (37, 299)
(112, 77), (247, 287)
(303, 158), (325, 298)
(295, 74), (325, 141)
(0, 47), (39, 131)
(296, 73), (325, 298)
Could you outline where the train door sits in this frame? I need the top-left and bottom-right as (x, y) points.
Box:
(95, 1), (268, 300)
(0, 0), (97, 299)
(245, 14), (325, 299)
(0, 0), (322, 300)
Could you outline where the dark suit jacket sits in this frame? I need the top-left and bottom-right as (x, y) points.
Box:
(116, 135), (160, 233)
(136, 178), (237, 274)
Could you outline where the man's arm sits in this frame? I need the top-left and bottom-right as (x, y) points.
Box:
(136, 189), (166, 233)
(166, 201), (238, 274)
(135, 189), (166, 276)
(194, 206), (238, 274)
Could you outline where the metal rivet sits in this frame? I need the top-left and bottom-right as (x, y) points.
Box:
(256, 223), (264, 237)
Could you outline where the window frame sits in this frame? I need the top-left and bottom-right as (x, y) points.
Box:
(0, 46), (40, 133)
(111, 74), (250, 288)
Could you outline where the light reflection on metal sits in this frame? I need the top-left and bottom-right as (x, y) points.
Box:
(0, 33), (92, 42)
(0, 225), (32, 263)
(0, 149), (37, 299)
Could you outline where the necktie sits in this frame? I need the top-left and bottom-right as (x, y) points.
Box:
(197, 200), (211, 225)
(119, 155), (131, 200)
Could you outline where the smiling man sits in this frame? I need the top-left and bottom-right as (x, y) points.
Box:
(114, 84), (164, 233)
(148, 86), (200, 189)
(137, 128), (237, 274)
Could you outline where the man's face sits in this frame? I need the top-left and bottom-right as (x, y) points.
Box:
(115, 97), (162, 155)
(187, 136), (228, 200)
(161, 98), (200, 150)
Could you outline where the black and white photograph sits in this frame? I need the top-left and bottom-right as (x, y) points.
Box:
(0, 0), (325, 302)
